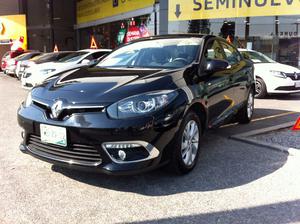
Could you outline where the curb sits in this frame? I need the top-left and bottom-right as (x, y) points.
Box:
(230, 122), (299, 156)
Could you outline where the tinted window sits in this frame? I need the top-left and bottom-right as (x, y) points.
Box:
(83, 52), (110, 64)
(91, 52), (109, 59)
(15, 52), (41, 61)
(33, 52), (73, 64)
(205, 40), (226, 60)
(219, 42), (241, 65)
(58, 52), (88, 62)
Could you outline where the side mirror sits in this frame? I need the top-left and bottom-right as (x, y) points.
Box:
(205, 59), (230, 73)
(81, 59), (90, 65)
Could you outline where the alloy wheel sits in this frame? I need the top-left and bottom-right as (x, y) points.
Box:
(255, 80), (262, 96)
(181, 120), (199, 166)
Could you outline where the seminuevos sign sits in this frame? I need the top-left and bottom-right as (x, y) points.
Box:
(169, 0), (300, 21)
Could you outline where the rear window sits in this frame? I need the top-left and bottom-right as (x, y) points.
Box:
(58, 52), (87, 62)
(34, 52), (74, 64)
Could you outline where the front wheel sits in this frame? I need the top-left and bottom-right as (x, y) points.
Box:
(255, 77), (267, 98)
(169, 111), (202, 174)
(237, 89), (254, 124)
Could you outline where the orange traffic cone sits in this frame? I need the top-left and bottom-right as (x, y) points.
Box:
(90, 36), (98, 49)
(292, 117), (300, 131)
(53, 44), (59, 52)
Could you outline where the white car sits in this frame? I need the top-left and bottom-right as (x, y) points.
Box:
(19, 52), (74, 82)
(21, 49), (111, 89)
(239, 49), (300, 98)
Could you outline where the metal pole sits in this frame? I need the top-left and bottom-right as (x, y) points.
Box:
(154, 4), (157, 36)
(48, 0), (54, 52)
(245, 17), (250, 44)
(298, 23), (300, 68)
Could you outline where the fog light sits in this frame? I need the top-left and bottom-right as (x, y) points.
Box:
(104, 143), (140, 149)
(118, 150), (126, 161)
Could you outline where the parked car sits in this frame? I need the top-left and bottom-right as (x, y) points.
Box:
(1, 50), (28, 73)
(21, 49), (111, 89)
(18, 35), (254, 175)
(20, 51), (75, 88)
(17, 53), (65, 79)
(5, 51), (42, 78)
(239, 49), (300, 98)
(1, 51), (10, 72)
(15, 53), (44, 79)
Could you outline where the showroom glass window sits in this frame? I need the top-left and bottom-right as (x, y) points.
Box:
(169, 16), (300, 68)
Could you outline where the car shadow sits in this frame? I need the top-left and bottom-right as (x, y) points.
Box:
(127, 200), (300, 224)
(262, 93), (300, 101)
(53, 128), (288, 196)
(212, 107), (299, 138)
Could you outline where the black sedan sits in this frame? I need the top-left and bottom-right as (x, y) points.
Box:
(18, 35), (255, 175)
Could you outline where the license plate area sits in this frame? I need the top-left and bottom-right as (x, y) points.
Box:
(295, 82), (300, 88)
(40, 124), (67, 147)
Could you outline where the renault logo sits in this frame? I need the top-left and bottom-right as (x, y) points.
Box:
(51, 100), (63, 119)
(294, 72), (298, 80)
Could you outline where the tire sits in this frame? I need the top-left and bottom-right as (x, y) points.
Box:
(255, 77), (267, 98)
(169, 111), (202, 175)
(237, 89), (254, 124)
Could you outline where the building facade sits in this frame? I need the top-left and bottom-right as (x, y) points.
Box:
(75, 0), (300, 68)
(75, 0), (160, 50)
(26, 0), (76, 52)
(0, 0), (76, 54)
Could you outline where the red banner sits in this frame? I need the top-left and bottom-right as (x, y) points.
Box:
(124, 26), (141, 43)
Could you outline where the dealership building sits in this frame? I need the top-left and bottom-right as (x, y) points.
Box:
(0, 0), (300, 68)
(75, 0), (300, 68)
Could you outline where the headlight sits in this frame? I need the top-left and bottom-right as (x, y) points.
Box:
(270, 70), (287, 79)
(40, 69), (56, 75)
(107, 90), (178, 119)
(24, 92), (32, 107)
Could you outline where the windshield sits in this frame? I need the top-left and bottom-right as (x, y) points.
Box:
(98, 38), (202, 69)
(58, 52), (87, 63)
(242, 50), (275, 63)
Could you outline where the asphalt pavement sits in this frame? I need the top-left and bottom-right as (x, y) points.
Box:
(0, 73), (300, 224)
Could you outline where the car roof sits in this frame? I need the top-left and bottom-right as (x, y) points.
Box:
(78, 49), (112, 53)
(128, 34), (214, 44)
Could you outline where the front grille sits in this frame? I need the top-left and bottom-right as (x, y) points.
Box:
(275, 86), (300, 91)
(24, 83), (33, 88)
(285, 73), (300, 81)
(27, 135), (102, 166)
(32, 100), (104, 120)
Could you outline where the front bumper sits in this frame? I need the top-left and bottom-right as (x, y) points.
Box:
(266, 77), (300, 94)
(17, 101), (184, 175)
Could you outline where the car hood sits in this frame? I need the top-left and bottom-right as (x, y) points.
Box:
(254, 62), (300, 73)
(36, 62), (75, 70)
(31, 67), (180, 105)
